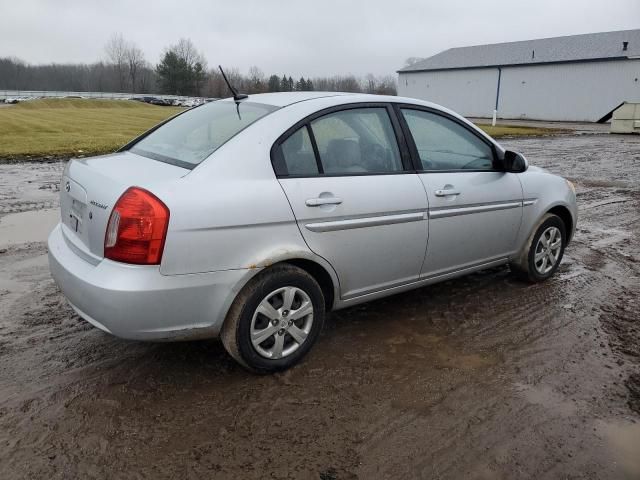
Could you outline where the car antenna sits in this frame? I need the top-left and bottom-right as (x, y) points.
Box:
(219, 65), (248, 102)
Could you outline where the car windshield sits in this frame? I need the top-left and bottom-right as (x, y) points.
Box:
(130, 101), (278, 169)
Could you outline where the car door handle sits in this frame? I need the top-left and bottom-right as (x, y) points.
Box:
(434, 189), (461, 197)
(305, 197), (343, 207)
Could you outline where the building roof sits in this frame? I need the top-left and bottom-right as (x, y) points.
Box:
(399, 29), (640, 73)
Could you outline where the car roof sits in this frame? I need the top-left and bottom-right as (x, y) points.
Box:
(215, 92), (352, 108)
(217, 91), (455, 112)
(215, 91), (484, 139)
(216, 91), (434, 108)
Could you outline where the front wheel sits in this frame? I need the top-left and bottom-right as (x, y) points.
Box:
(220, 265), (325, 373)
(510, 213), (567, 283)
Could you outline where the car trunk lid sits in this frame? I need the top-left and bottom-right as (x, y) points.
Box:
(60, 151), (189, 260)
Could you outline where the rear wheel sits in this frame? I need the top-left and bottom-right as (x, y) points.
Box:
(510, 213), (566, 283)
(221, 265), (325, 373)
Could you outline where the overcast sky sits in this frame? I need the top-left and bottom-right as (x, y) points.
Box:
(1, 0), (639, 77)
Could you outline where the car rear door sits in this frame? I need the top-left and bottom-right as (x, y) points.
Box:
(397, 106), (523, 278)
(273, 104), (428, 300)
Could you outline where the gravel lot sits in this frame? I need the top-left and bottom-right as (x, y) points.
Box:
(1, 132), (639, 479)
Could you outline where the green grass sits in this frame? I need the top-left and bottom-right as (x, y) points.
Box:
(0, 99), (183, 159)
(476, 124), (566, 138)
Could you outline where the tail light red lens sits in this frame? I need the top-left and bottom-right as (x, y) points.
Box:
(104, 187), (170, 265)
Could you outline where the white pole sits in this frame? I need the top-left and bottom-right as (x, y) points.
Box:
(492, 109), (497, 127)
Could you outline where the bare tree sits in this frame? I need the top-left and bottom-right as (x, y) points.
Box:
(225, 67), (243, 94)
(247, 66), (266, 93)
(204, 69), (225, 97)
(174, 38), (207, 71)
(105, 33), (128, 91)
(126, 44), (145, 93)
(0, 56), (26, 89)
(338, 75), (361, 92)
(138, 62), (154, 93)
(0, 52), (395, 98)
(310, 73), (395, 95)
(374, 75), (397, 95)
(0, 55), (158, 93)
(364, 73), (377, 94)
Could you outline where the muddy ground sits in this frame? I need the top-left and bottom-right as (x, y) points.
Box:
(1, 133), (639, 479)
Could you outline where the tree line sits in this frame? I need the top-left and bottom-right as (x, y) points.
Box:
(0, 34), (397, 97)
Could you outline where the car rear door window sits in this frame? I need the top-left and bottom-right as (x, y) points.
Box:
(275, 127), (320, 176)
(401, 109), (495, 171)
(310, 108), (403, 175)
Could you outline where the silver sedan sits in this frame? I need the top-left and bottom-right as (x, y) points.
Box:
(48, 92), (577, 372)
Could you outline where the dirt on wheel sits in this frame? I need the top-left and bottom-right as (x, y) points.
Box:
(0, 132), (639, 479)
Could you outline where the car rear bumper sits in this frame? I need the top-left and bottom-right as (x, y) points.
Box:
(47, 223), (254, 341)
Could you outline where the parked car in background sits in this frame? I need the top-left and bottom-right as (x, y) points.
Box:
(48, 92), (577, 372)
(149, 98), (173, 106)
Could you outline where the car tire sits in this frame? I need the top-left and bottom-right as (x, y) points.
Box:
(220, 264), (325, 373)
(510, 213), (567, 283)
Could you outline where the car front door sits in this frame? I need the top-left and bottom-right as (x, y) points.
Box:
(398, 106), (523, 278)
(273, 105), (428, 300)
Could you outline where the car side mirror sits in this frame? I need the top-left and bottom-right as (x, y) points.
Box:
(503, 150), (528, 173)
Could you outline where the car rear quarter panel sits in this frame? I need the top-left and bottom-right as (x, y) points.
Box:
(156, 98), (348, 283)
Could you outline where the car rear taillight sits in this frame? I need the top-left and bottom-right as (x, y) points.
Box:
(104, 187), (170, 265)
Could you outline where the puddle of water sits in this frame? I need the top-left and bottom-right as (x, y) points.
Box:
(0, 209), (59, 248)
(514, 382), (577, 416)
(597, 420), (640, 479)
(392, 334), (497, 369)
(333, 316), (500, 372)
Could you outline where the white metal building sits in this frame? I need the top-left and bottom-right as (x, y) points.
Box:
(398, 30), (640, 122)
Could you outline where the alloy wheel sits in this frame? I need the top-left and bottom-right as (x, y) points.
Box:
(534, 226), (562, 275)
(250, 286), (314, 359)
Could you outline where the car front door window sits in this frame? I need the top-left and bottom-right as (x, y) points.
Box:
(401, 109), (495, 171)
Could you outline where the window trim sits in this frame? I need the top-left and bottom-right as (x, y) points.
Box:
(393, 103), (504, 174)
(306, 124), (324, 174)
(270, 102), (414, 178)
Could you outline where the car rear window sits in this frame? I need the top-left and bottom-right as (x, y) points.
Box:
(130, 101), (278, 169)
